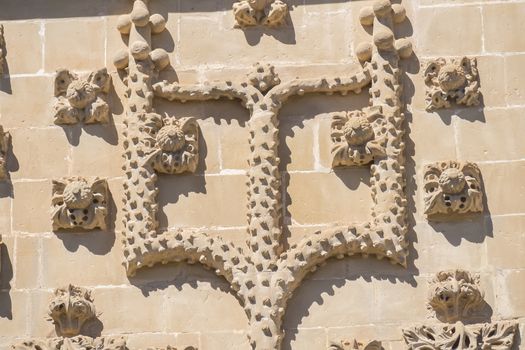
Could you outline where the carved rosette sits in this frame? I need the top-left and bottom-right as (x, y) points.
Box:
(0, 125), (10, 180)
(53, 69), (111, 125)
(403, 270), (518, 350)
(328, 339), (382, 350)
(233, 0), (288, 27)
(52, 177), (109, 231)
(48, 285), (96, 337)
(152, 116), (200, 174)
(423, 161), (483, 219)
(331, 106), (386, 167)
(424, 57), (481, 111)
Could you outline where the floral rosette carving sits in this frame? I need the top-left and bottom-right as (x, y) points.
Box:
(48, 285), (96, 337)
(424, 57), (480, 111)
(331, 107), (386, 167)
(151, 116), (200, 174)
(52, 177), (109, 231)
(233, 0), (288, 27)
(53, 68), (111, 125)
(428, 269), (484, 323)
(328, 339), (382, 350)
(423, 161), (483, 218)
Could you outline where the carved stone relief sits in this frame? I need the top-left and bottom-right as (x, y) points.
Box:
(328, 339), (382, 350)
(402, 270), (518, 350)
(423, 161), (483, 219)
(0, 25), (5, 74)
(53, 68), (111, 125)
(115, 1), (412, 349)
(331, 107), (386, 167)
(151, 115), (200, 175)
(424, 57), (481, 111)
(233, 0), (288, 28)
(48, 285), (97, 337)
(0, 125), (11, 181)
(52, 177), (109, 231)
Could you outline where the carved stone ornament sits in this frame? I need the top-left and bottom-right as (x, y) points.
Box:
(0, 25), (5, 74)
(150, 114), (200, 174)
(52, 177), (109, 231)
(402, 270), (518, 350)
(427, 269), (484, 323)
(48, 285), (96, 337)
(424, 57), (481, 111)
(233, 0), (288, 28)
(331, 107), (387, 167)
(0, 125), (11, 180)
(11, 336), (196, 350)
(328, 339), (382, 350)
(423, 161), (483, 219)
(116, 1), (412, 349)
(53, 68), (111, 125)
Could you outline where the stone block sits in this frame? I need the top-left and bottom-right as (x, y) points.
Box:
(12, 180), (52, 233)
(2, 21), (42, 75)
(483, 3), (525, 53)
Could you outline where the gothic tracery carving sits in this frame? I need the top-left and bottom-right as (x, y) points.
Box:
(53, 69), (111, 125)
(116, 1), (411, 349)
(402, 270), (517, 350)
(233, 0), (288, 28)
(423, 161), (483, 219)
(12, 337), (196, 350)
(424, 57), (481, 111)
(52, 177), (109, 231)
(48, 285), (97, 337)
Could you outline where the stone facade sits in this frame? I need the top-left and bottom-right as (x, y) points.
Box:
(0, 0), (524, 350)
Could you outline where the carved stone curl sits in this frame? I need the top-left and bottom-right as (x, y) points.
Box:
(403, 270), (517, 350)
(233, 0), (288, 27)
(52, 177), (109, 231)
(331, 106), (386, 167)
(423, 161), (483, 219)
(328, 339), (382, 350)
(0, 125), (10, 180)
(53, 69), (111, 125)
(48, 285), (96, 337)
(424, 57), (480, 111)
(151, 115), (200, 174)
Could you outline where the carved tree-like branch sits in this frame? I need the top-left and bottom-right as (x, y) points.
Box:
(116, 1), (412, 349)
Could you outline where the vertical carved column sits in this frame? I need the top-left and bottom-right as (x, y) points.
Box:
(116, 0), (168, 271)
(360, 0), (411, 252)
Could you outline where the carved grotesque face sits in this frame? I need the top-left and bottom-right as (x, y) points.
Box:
(156, 124), (186, 152)
(428, 270), (483, 323)
(437, 63), (467, 92)
(48, 285), (96, 337)
(65, 79), (97, 109)
(343, 116), (374, 146)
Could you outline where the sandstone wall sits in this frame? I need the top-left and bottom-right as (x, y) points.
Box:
(0, 0), (523, 349)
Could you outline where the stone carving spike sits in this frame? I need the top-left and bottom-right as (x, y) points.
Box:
(0, 25), (5, 74)
(424, 57), (481, 111)
(52, 177), (109, 231)
(423, 161), (483, 220)
(233, 0), (288, 28)
(48, 285), (96, 337)
(53, 68), (111, 125)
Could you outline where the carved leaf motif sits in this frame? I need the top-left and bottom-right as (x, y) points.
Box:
(480, 322), (517, 350)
